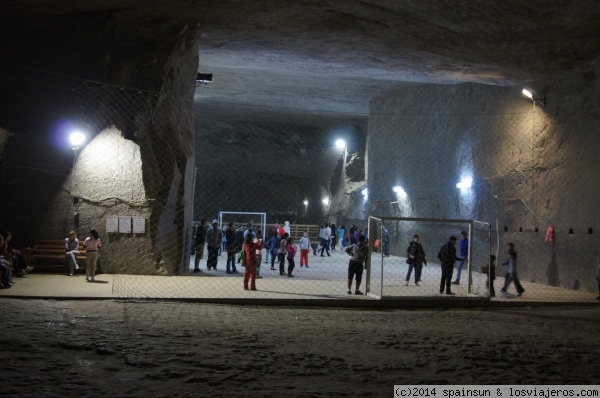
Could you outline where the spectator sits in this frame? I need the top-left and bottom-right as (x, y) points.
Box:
(299, 231), (310, 268)
(487, 254), (497, 297)
(264, 227), (274, 265)
(278, 232), (289, 276)
(267, 232), (279, 271)
(500, 242), (525, 297)
(347, 235), (368, 295)
(193, 219), (208, 272)
(0, 234), (12, 289)
(452, 231), (469, 285)
(437, 236), (462, 295)
(320, 223), (331, 257)
(406, 234), (427, 286)
(220, 224), (227, 256)
(225, 222), (238, 274)
(243, 233), (264, 291)
(338, 225), (346, 252)
(352, 228), (361, 246)
(286, 237), (297, 277)
(255, 229), (263, 278)
(383, 225), (390, 257)
(243, 221), (256, 239)
(349, 224), (357, 245)
(1, 231), (30, 277)
(330, 224), (338, 251)
(83, 228), (101, 282)
(206, 219), (223, 271)
(65, 230), (80, 276)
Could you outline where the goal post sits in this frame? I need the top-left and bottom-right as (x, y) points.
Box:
(367, 216), (492, 298)
(217, 211), (267, 240)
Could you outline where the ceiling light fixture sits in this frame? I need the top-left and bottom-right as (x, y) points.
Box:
(522, 88), (545, 107)
(197, 73), (213, 84)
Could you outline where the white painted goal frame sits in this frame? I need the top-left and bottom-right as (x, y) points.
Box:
(366, 216), (491, 298)
(217, 211), (267, 240)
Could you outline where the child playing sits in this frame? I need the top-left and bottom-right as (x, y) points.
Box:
(286, 237), (297, 278)
(299, 231), (310, 268)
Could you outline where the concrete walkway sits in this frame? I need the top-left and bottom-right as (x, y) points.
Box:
(1, 250), (597, 307)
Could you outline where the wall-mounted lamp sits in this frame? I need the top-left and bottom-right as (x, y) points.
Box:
(69, 130), (86, 156)
(303, 200), (309, 207)
(335, 139), (346, 149)
(322, 197), (330, 206)
(197, 73), (213, 84)
(392, 185), (406, 195)
(522, 88), (545, 107)
(456, 177), (473, 190)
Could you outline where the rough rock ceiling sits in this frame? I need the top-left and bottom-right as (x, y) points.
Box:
(4, 0), (600, 124)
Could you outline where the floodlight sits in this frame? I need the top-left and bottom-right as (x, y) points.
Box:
(456, 177), (473, 189)
(522, 88), (545, 106)
(392, 185), (406, 195)
(69, 131), (86, 149)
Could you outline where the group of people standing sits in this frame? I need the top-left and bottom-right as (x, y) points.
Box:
(192, 219), (224, 273)
(192, 220), (308, 291)
(402, 230), (525, 297)
(318, 223), (364, 256)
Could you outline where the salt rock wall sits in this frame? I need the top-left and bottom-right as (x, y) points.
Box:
(193, 117), (367, 226)
(367, 63), (600, 292)
(0, 12), (198, 275)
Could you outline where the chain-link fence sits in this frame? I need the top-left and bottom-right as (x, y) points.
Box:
(2, 74), (598, 304)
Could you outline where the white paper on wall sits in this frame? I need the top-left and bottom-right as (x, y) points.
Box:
(133, 217), (145, 234)
(119, 216), (132, 233)
(106, 216), (118, 233)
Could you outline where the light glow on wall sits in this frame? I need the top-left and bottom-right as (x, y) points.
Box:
(456, 177), (473, 190)
(69, 130), (86, 148)
(392, 185), (406, 195)
(335, 138), (346, 149)
(522, 88), (533, 99)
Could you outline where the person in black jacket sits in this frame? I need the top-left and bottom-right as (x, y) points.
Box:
(193, 219), (208, 273)
(437, 236), (463, 295)
(405, 234), (427, 286)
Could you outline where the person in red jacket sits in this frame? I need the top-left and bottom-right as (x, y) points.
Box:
(243, 233), (264, 291)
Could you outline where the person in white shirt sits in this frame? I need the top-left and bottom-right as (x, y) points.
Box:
(83, 228), (102, 282)
(320, 223), (331, 257)
(299, 231), (310, 267)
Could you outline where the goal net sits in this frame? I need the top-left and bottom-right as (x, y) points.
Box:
(367, 216), (492, 299)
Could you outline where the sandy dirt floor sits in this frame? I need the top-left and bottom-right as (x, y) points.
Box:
(1, 299), (598, 397)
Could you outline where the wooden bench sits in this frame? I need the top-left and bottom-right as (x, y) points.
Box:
(32, 239), (91, 274)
